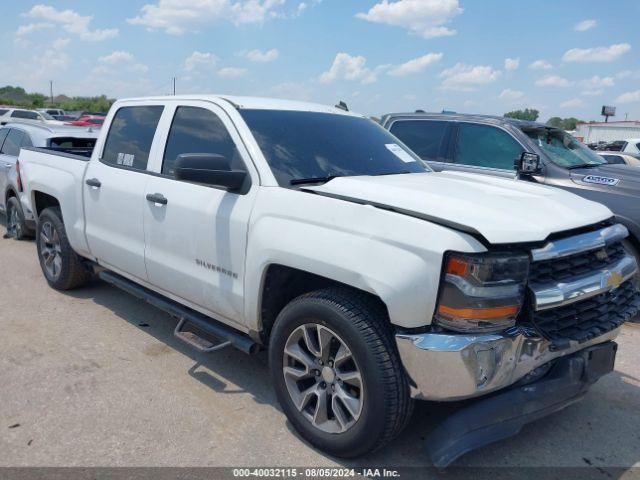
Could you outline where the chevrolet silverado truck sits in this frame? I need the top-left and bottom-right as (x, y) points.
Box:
(380, 112), (640, 275)
(17, 96), (640, 467)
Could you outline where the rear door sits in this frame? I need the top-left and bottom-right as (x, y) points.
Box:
(83, 104), (164, 281)
(387, 119), (452, 171)
(447, 122), (525, 179)
(0, 129), (24, 209)
(143, 101), (258, 325)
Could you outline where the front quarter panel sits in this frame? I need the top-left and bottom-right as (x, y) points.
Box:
(244, 187), (487, 331)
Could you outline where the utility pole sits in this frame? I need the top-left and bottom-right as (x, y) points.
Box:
(49, 80), (54, 104)
(173, 77), (176, 96)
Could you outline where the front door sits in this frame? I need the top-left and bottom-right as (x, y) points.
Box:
(83, 104), (164, 281)
(143, 102), (257, 325)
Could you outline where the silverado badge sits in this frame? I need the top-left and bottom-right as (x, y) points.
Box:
(582, 175), (620, 186)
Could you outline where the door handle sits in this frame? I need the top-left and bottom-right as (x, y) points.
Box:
(146, 193), (168, 205)
(85, 178), (101, 188)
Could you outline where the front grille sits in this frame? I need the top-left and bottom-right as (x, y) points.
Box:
(529, 242), (627, 284)
(531, 279), (640, 345)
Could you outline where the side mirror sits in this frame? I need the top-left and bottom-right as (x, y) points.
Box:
(515, 152), (542, 176)
(174, 153), (247, 192)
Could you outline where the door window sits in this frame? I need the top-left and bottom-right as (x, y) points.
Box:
(0, 128), (9, 150)
(601, 154), (626, 165)
(162, 106), (243, 176)
(102, 106), (164, 170)
(11, 110), (39, 120)
(454, 123), (523, 170)
(389, 120), (449, 161)
(1, 129), (24, 157)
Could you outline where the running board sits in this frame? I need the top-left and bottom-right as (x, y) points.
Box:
(98, 271), (259, 355)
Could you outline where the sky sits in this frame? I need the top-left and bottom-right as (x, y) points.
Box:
(1, 0), (639, 121)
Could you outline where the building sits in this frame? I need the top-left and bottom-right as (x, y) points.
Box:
(574, 121), (640, 143)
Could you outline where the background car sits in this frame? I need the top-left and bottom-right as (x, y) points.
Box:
(0, 108), (64, 126)
(66, 114), (105, 127)
(599, 151), (640, 167)
(0, 122), (98, 239)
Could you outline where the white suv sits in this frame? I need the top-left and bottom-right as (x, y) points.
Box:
(0, 108), (64, 126)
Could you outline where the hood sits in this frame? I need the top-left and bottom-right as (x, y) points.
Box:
(305, 171), (613, 245)
(569, 164), (640, 197)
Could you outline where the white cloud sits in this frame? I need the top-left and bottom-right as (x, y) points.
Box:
(504, 58), (519, 71)
(184, 51), (218, 72)
(16, 22), (52, 36)
(269, 81), (313, 101)
(388, 52), (442, 77)
(529, 59), (552, 70)
(535, 75), (573, 88)
(128, 0), (287, 35)
(319, 53), (378, 84)
(616, 90), (640, 104)
(52, 38), (70, 50)
(563, 43), (631, 62)
(217, 66), (247, 78)
(499, 89), (524, 101)
(356, 0), (463, 39)
(560, 98), (585, 108)
(574, 19), (596, 32)
(25, 4), (118, 41)
(579, 75), (614, 89)
(581, 89), (603, 97)
(438, 63), (501, 91)
(243, 48), (279, 62)
(94, 51), (149, 75)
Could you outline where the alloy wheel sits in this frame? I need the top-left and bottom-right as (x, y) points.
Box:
(39, 221), (62, 279)
(283, 323), (364, 434)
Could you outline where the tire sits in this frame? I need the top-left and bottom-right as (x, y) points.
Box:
(36, 207), (91, 290)
(5, 196), (34, 240)
(623, 239), (640, 323)
(269, 287), (413, 458)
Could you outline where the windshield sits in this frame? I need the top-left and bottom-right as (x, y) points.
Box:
(40, 112), (55, 120)
(240, 109), (428, 186)
(523, 127), (605, 168)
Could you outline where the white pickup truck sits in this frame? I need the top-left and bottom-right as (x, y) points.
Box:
(17, 95), (640, 466)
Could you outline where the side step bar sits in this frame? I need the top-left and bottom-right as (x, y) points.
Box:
(98, 271), (259, 355)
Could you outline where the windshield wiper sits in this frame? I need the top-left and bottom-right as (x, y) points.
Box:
(567, 163), (602, 170)
(290, 175), (343, 186)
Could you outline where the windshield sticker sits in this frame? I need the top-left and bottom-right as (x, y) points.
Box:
(385, 144), (415, 163)
(582, 175), (620, 186)
(117, 153), (135, 167)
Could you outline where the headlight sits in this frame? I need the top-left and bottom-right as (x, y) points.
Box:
(434, 252), (530, 333)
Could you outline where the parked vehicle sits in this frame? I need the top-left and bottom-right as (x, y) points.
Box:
(599, 151), (640, 167)
(18, 96), (640, 466)
(618, 138), (640, 155)
(381, 112), (640, 270)
(0, 123), (98, 239)
(38, 108), (77, 122)
(66, 115), (105, 127)
(0, 108), (64, 126)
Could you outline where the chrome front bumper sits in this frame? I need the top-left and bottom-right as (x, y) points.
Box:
(395, 326), (622, 401)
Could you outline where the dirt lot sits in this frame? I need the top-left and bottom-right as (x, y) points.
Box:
(1, 222), (639, 473)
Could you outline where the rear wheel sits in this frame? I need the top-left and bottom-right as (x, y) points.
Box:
(5, 197), (33, 240)
(36, 207), (91, 290)
(269, 288), (413, 458)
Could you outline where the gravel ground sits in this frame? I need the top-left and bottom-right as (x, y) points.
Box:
(0, 222), (639, 475)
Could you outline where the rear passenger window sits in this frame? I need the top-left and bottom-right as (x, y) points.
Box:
(454, 123), (523, 170)
(389, 120), (449, 161)
(11, 110), (39, 120)
(162, 106), (242, 176)
(102, 106), (163, 170)
(1, 130), (24, 157)
(21, 134), (33, 148)
(0, 129), (9, 149)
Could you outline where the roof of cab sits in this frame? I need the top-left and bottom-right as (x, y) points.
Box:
(115, 95), (362, 117)
(380, 111), (547, 130)
(3, 122), (100, 139)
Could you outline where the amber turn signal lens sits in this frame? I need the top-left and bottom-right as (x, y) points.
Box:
(445, 257), (469, 276)
(437, 304), (519, 320)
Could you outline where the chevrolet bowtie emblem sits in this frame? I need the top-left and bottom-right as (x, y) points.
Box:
(605, 271), (624, 289)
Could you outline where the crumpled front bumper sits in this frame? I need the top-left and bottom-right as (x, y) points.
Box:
(395, 326), (621, 401)
(425, 341), (618, 467)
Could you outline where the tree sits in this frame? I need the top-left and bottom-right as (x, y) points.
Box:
(545, 116), (581, 131)
(504, 108), (540, 121)
(0, 85), (114, 114)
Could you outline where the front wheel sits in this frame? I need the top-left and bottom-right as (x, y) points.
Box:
(5, 197), (33, 240)
(269, 288), (413, 458)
